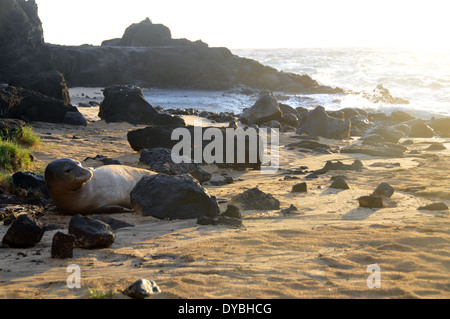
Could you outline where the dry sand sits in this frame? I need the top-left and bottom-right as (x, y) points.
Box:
(0, 97), (449, 299)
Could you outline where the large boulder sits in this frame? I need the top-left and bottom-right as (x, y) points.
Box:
(361, 125), (404, 144)
(0, 86), (85, 124)
(428, 117), (450, 137)
(98, 85), (185, 126)
(128, 125), (263, 170)
(239, 93), (282, 125)
(409, 122), (435, 138)
(130, 174), (220, 219)
(127, 125), (178, 151)
(297, 106), (351, 139)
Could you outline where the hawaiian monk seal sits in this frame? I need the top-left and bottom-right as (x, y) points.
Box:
(44, 158), (155, 215)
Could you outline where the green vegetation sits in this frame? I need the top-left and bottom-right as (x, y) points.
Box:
(0, 140), (34, 172)
(87, 288), (115, 299)
(0, 125), (42, 183)
(0, 125), (41, 148)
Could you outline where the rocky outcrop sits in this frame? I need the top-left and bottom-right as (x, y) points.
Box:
(0, 0), (54, 83)
(102, 18), (172, 47)
(9, 71), (71, 103)
(1, 1), (343, 94)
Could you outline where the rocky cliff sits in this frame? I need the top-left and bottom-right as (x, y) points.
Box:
(0, 0), (54, 82)
(0, 1), (343, 94)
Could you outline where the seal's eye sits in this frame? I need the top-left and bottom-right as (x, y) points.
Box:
(65, 168), (72, 173)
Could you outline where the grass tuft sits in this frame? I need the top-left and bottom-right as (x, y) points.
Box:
(0, 140), (34, 172)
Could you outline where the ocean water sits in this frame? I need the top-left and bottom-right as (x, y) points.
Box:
(142, 47), (450, 119)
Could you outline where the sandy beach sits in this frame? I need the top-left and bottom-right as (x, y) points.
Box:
(0, 92), (449, 299)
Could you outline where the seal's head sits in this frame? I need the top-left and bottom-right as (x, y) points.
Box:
(45, 158), (93, 193)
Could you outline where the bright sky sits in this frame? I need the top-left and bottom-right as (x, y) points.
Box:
(36, 0), (450, 50)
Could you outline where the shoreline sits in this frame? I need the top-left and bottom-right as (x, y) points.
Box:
(68, 86), (450, 121)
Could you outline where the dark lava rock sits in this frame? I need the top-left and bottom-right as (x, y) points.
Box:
(221, 205), (242, 219)
(428, 117), (450, 136)
(0, 86), (85, 124)
(0, 0), (54, 84)
(139, 147), (211, 183)
(358, 196), (383, 208)
(217, 215), (243, 228)
(409, 122), (435, 138)
(9, 71), (71, 103)
(51, 232), (75, 259)
(281, 204), (298, 215)
(362, 126), (404, 144)
(418, 202), (448, 211)
(292, 182), (308, 193)
(11, 171), (49, 197)
(128, 125), (262, 170)
(297, 106), (351, 139)
(372, 182), (395, 198)
(330, 177), (349, 189)
(197, 216), (218, 226)
(98, 85), (185, 126)
(231, 187), (280, 210)
(2, 214), (45, 248)
(105, 18), (172, 47)
(239, 93), (282, 125)
(130, 174), (220, 219)
(122, 279), (161, 299)
(68, 215), (115, 249)
(63, 111), (87, 126)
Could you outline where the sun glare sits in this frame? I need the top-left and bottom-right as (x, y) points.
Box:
(36, 0), (450, 50)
